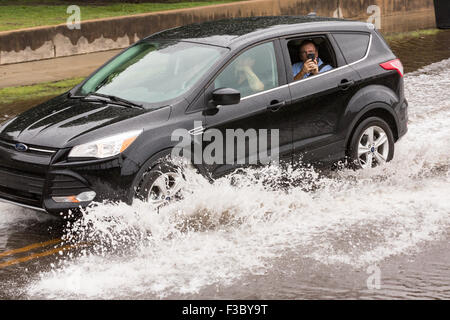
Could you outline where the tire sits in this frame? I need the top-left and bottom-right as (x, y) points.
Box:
(347, 117), (395, 169)
(135, 161), (185, 207)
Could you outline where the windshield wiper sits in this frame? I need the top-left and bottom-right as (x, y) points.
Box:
(83, 92), (144, 109)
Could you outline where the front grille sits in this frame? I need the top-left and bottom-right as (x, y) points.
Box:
(0, 167), (45, 195)
(49, 174), (90, 197)
(0, 139), (56, 156)
(0, 167), (46, 207)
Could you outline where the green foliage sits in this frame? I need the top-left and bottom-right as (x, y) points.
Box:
(0, 77), (84, 104)
(384, 29), (443, 41)
(0, 0), (244, 31)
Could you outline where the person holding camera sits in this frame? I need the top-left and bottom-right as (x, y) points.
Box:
(293, 40), (333, 81)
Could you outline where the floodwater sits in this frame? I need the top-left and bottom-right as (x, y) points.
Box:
(0, 31), (449, 300)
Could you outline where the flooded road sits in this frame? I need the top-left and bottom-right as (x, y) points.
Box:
(388, 30), (450, 73)
(0, 31), (449, 299)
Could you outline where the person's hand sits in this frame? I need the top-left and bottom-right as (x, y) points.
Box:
(235, 57), (253, 73)
(295, 58), (319, 80)
(302, 58), (319, 75)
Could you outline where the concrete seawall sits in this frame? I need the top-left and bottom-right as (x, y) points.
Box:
(0, 0), (436, 65)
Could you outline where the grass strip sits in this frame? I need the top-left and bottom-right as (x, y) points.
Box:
(0, 77), (84, 105)
(0, 1), (245, 32)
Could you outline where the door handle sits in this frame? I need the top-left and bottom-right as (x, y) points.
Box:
(267, 100), (286, 112)
(338, 79), (355, 91)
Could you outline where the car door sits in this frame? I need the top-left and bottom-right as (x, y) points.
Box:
(281, 34), (361, 164)
(202, 40), (292, 177)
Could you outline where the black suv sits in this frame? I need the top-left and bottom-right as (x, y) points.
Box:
(0, 16), (408, 214)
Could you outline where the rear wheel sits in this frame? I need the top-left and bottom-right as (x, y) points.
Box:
(348, 117), (395, 169)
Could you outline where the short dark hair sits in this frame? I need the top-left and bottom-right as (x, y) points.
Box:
(299, 40), (317, 51)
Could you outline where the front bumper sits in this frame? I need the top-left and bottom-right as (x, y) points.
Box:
(0, 142), (136, 215)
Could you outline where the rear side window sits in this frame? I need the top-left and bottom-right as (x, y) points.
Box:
(333, 33), (371, 64)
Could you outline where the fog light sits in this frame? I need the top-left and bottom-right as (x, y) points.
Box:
(52, 191), (96, 203)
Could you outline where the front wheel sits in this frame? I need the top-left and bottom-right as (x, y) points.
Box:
(348, 117), (395, 169)
(135, 162), (185, 207)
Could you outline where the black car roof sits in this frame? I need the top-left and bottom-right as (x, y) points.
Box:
(144, 16), (372, 48)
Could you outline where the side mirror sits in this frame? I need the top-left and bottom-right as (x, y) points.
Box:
(211, 88), (241, 106)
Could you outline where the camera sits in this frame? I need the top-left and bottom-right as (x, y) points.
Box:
(307, 53), (316, 62)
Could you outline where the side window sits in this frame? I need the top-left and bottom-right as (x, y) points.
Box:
(333, 33), (371, 64)
(287, 36), (336, 81)
(214, 42), (279, 98)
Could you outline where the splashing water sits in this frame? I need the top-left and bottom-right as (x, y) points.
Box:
(23, 58), (450, 299)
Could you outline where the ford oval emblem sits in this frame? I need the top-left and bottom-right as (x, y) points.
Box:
(15, 143), (28, 152)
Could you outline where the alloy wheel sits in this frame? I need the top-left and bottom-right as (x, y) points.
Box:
(148, 171), (184, 206)
(357, 125), (390, 169)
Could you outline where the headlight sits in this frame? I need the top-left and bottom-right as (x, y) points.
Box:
(68, 130), (143, 159)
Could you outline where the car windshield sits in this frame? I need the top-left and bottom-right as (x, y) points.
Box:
(76, 40), (227, 106)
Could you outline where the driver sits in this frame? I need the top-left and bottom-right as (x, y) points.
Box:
(293, 40), (333, 81)
(234, 56), (265, 94)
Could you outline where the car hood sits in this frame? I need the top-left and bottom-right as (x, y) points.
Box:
(0, 94), (167, 148)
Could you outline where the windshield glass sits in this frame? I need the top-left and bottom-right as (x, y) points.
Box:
(76, 41), (227, 105)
